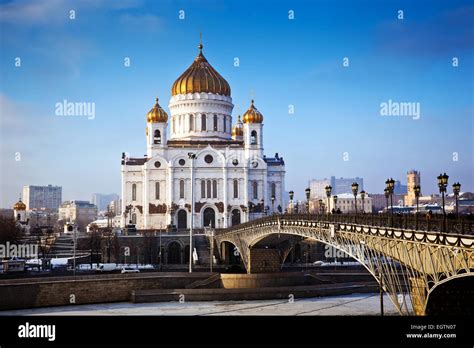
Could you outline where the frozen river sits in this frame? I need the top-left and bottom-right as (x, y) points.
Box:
(0, 293), (401, 316)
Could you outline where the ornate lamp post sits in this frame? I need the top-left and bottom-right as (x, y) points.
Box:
(325, 185), (332, 216)
(318, 199), (323, 215)
(383, 187), (389, 225)
(360, 190), (366, 214)
(289, 190), (294, 214)
(305, 188), (311, 216)
(385, 178), (395, 227)
(333, 195), (338, 214)
(351, 182), (359, 223)
(437, 173), (449, 232)
(452, 182), (461, 219)
(414, 185), (421, 229)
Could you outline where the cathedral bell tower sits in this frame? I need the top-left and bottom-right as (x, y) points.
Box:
(242, 99), (264, 159)
(12, 198), (27, 223)
(146, 97), (168, 158)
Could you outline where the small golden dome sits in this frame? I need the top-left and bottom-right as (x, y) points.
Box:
(232, 115), (244, 138)
(147, 97), (168, 123)
(171, 43), (231, 97)
(13, 200), (26, 210)
(242, 100), (263, 124)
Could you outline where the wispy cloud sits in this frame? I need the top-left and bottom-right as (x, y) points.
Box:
(0, 0), (143, 26)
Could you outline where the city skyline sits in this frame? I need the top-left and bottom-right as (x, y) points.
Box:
(1, 0), (473, 207)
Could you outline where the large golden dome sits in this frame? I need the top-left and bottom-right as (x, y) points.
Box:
(13, 200), (26, 210)
(242, 100), (263, 124)
(147, 97), (168, 123)
(171, 43), (231, 97)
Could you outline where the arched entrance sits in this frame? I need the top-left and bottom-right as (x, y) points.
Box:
(177, 210), (187, 229)
(231, 209), (241, 226)
(167, 242), (182, 264)
(203, 207), (215, 228)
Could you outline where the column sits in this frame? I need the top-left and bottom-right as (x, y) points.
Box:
(143, 169), (149, 229)
(167, 167), (173, 226)
(243, 166), (248, 222)
(263, 168), (268, 216)
(223, 166), (228, 227)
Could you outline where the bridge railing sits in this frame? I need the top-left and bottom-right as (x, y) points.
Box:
(219, 213), (473, 235)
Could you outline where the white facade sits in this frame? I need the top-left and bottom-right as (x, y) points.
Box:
(330, 194), (373, 214)
(59, 200), (98, 231)
(121, 45), (285, 230)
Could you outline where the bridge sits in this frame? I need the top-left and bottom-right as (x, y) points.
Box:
(215, 214), (474, 316)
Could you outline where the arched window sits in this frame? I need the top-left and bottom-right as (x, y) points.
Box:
(201, 180), (206, 199)
(131, 213), (137, 225)
(201, 114), (206, 131)
(213, 114), (218, 131)
(233, 179), (238, 198)
(154, 129), (161, 144)
(207, 179), (212, 198)
(271, 183), (276, 198)
(155, 182), (160, 200)
(251, 130), (257, 145)
(253, 181), (258, 199)
(189, 114), (194, 131)
(212, 180), (217, 198)
(179, 180), (185, 199)
(223, 116), (227, 132)
(132, 183), (137, 201)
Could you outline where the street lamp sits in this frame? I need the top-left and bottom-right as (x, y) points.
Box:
(188, 152), (197, 273)
(305, 188), (311, 216)
(333, 195), (338, 214)
(325, 185), (332, 215)
(385, 178), (395, 227)
(360, 190), (366, 214)
(318, 199), (323, 215)
(437, 173), (449, 232)
(452, 182), (461, 219)
(413, 185), (421, 229)
(289, 190), (294, 214)
(352, 182), (359, 222)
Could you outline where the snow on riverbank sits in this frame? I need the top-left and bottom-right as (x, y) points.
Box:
(0, 294), (400, 316)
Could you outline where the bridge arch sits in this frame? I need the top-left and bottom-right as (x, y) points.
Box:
(215, 215), (474, 315)
(220, 230), (380, 286)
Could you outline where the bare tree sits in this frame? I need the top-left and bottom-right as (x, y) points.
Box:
(0, 216), (23, 244)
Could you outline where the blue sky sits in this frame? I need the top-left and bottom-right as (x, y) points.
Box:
(0, 0), (473, 207)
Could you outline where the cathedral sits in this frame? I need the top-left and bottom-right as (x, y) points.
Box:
(121, 41), (285, 230)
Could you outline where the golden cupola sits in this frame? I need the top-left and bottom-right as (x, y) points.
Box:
(13, 199), (26, 210)
(171, 43), (231, 97)
(232, 115), (244, 138)
(147, 97), (168, 123)
(242, 100), (264, 124)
